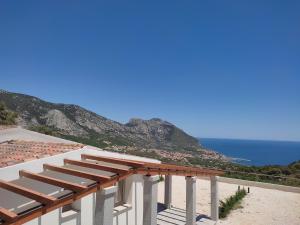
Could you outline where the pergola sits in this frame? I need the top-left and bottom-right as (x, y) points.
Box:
(0, 154), (223, 225)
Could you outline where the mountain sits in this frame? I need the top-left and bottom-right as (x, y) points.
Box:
(0, 89), (201, 151)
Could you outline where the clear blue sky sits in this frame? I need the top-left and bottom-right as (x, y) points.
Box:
(1, 0), (299, 141)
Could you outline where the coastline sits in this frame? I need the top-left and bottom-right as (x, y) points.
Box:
(199, 138), (300, 166)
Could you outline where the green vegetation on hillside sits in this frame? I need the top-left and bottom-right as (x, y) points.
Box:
(29, 125), (59, 136)
(219, 189), (247, 218)
(187, 157), (300, 187)
(221, 161), (300, 187)
(60, 133), (133, 148)
(0, 102), (17, 125)
(29, 125), (134, 148)
(28, 124), (300, 188)
(1, 90), (202, 151)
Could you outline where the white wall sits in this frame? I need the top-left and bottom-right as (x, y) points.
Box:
(218, 177), (300, 194)
(113, 174), (144, 225)
(1, 147), (157, 225)
(24, 175), (145, 225)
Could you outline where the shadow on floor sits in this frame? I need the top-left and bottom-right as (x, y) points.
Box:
(157, 203), (213, 225)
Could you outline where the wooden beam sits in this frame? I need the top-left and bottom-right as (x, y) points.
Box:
(105, 170), (135, 187)
(0, 207), (17, 222)
(19, 170), (87, 193)
(1, 170), (132, 225)
(0, 159), (222, 225)
(0, 180), (56, 205)
(144, 163), (197, 171)
(0, 184), (99, 225)
(81, 154), (145, 168)
(136, 168), (222, 177)
(64, 159), (129, 175)
(83, 154), (222, 175)
(43, 164), (111, 182)
(140, 162), (221, 174)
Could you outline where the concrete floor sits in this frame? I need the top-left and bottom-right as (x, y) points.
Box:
(157, 204), (216, 225)
(0, 127), (76, 143)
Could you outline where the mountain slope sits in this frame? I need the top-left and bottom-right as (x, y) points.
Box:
(0, 89), (201, 151)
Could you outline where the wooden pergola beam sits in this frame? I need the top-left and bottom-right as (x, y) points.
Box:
(0, 167), (136, 225)
(144, 164), (222, 175)
(1, 185), (99, 225)
(81, 154), (145, 168)
(64, 159), (129, 175)
(130, 159), (222, 174)
(19, 170), (87, 193)
(0, 155), (223, 225)
(81, 154), (223, 176)
(146, 163), (198, 171)
(0, 180), (56, 205)
(43, 164), (111, 183)
(0, 207), (17, 222)
(136, 168), (220, 177)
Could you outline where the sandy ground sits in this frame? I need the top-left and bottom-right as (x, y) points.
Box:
(157, 176), (300, 225)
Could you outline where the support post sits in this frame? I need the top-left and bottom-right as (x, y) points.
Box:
(186, 176), (196, 225)
(210, 176), (219, 221)
(164, 175), (172, 209)
(143, 175), (159, 225)
(95, 186), (117, 225)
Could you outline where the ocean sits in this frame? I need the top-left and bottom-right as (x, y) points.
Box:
(199, 138), (300, 166)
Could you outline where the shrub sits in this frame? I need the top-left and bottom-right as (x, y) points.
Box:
(0, 102), (17, 125)
(29, 125), (58, 136)
(219, 189), (247, 218)
(159, 175), (164, 182)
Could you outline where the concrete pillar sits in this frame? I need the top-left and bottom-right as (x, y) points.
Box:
(164, 175), (172, 209)
(210, 176), (219, 221)
(95, 186), (117, 225)
(143, 175), (159, 225)
(186, 176), (196, 225)
(41, 209), (59, 225)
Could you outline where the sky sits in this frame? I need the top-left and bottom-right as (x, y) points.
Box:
(0, 0), (300, 141)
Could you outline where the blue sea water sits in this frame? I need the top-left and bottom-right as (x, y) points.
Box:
(199, 138), (300, 166)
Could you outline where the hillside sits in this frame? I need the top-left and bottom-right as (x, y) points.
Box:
(2, 90), (297, 187)
(0, 89), (201, 151)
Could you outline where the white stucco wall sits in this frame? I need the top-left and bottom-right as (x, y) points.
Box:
(22, 175), (145, 225)
(0, 147), (159, 225)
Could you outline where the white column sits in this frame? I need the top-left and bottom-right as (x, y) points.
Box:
(143, 175), (159, 225)
(41, 209), (59, 225)
(186, 176), (196, 225)
(210, 176), (219, 221)
(164, 175), (172, 209)
(23, 218), (39, 225)
(95, 186), (117, 225)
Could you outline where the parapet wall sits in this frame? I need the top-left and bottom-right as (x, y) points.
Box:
(218, 177), (300, 194)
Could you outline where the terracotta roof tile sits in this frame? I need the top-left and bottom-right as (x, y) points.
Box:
(0, 140), (85, 168)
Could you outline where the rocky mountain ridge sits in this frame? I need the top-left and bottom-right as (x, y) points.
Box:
(0, 89), (201, 151)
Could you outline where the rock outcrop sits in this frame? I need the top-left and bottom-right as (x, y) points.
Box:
(0, 90), (201, 151)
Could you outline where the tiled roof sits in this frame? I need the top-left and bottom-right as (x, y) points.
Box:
(0, 140), (84, 168)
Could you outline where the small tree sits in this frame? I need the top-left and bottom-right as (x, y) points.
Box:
(0, 102), (17, 125)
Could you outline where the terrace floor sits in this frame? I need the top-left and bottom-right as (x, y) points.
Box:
(157, 203), (216, 225)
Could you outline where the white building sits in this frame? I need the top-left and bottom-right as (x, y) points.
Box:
(0, 127), (221, 225)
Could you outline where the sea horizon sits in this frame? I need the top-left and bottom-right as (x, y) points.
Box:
(199, 137), (300, 166)
(199, 136), (300, 144)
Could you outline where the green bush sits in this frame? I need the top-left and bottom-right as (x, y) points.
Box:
(29, 125), (58, 136)
(219, 189), (247, 218)
(0, 102), (17, 125)
(159, 175), (164, 182)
